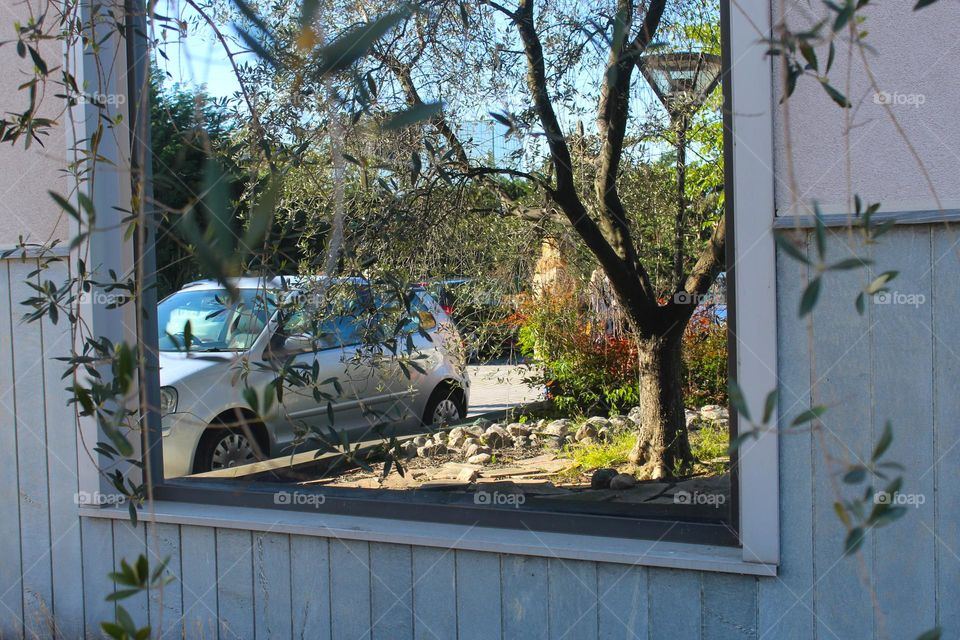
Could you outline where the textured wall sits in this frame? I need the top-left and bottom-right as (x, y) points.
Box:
(0, 0), (69, 247)
(772, 0), (960, 215)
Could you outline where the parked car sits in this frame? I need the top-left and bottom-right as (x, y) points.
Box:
(156, 277), (469, 477)
(422, 278), (519, 361)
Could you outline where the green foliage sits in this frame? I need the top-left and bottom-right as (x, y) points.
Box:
(149, 69), (240, 297)
(563, 430), (636, 474)
(101, 554), (174, 640)
(681, 313), (727, 407)
(689, 419), (728, 475)
(517, 292), (639, 415)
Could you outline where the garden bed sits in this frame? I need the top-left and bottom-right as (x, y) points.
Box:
(293, 407), (731, 508)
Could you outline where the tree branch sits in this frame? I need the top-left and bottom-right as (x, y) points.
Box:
(665, 214), (726, 328)
(593, 0), (666, 275)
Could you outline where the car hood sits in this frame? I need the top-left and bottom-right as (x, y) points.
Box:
(159, 351), (235, 386)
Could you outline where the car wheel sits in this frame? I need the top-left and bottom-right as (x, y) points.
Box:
(424, 386), (466, 426)
(194, 425), (264, 473)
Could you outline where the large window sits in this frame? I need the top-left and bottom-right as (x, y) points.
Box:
(114, 0), (759, 548)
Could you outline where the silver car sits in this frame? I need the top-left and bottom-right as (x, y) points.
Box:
(157, 277), (470, 477)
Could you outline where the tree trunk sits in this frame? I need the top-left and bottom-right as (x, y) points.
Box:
(628, 332), (692, 479)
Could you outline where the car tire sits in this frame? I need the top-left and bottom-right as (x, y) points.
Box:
(193, 421), (267, 473)
(423, 385), (467, 427)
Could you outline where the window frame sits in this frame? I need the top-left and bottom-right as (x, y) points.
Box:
(75, 0), (780, 569)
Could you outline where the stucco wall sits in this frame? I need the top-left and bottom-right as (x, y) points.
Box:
(0, 0), (69, 247)
(772, 0), (960, 215)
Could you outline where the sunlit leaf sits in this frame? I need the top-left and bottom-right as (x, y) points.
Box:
(382, 102), (443, 130)
(316, 10), (408, 76)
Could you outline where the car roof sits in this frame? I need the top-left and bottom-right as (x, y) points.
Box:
(179, 275), (370, 292)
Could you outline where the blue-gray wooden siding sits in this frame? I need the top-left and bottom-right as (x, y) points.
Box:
(0, 225), (954, 638)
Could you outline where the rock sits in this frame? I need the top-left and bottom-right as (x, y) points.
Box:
(608, 415), (634, 431)
(507, 422), (533, 436)
(467, 453), (492, 465)
(596, 427), (610, 442)
(465, 443), (492, 458)
(699, 405), (728, 421)
(579, 437), (595, 446)
(447, 427), (468, 449)
(513, 436), (529, 448)
(417, 443), (448, 457)
(542, 419), (571, 437)
(585, 416), (610, 430)
(542, 434), (566, 450)
(575, 423), (598, 442)
(685, 409), (700, 429)
(591, 468), (618, 489)
(413, 436), (428, 447)
(610, 473), (638, 490)
(474, 418), (493, 429)
(627, 406), (644, 424)
(463, 437), (479, 449)
(484, 425), (511, 448)
(401, 441), (418, 458)
(457, 467), (479, 483)
(464, 425), (486, 438)
(538, 423), (567, 448)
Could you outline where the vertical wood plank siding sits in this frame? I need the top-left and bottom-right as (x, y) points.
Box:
(0, 232), (958, 639)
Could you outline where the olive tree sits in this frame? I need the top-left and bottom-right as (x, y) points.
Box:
(341, 0), (725, 478)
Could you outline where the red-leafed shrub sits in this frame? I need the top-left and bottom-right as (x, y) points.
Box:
(517, 291), (728, 414)
(681, 306), (728, 407)
(516, 293), (639, 414)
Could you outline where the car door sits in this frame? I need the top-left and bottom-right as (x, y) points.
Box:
(364, 290), (444, 432)
(269, 308), (376, 454)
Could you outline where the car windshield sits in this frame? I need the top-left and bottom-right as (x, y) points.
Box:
(157, 288), (273, 352)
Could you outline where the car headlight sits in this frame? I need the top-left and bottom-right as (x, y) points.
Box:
(160, 386), (178, 416)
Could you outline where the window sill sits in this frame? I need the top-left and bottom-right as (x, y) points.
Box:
(80, 502), (776, 576)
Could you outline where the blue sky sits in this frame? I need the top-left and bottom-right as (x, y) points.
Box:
(154, 1), (710, 169)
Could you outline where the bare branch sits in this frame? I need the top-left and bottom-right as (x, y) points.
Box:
(677, 215), (726, 315)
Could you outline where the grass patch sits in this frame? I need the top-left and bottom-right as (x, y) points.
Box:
(555, 430), (636, 482)
(689, 419), (729, 476)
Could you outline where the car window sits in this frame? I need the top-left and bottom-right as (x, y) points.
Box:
(372, 290), (438, 334)
(282, 306), (364, 349)
(157, 288), (271, 352)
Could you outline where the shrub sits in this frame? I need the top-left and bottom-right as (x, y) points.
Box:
(681, 307), (727, 407)
(518, 288), (728, 414)
(516, 292), (639, 414)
